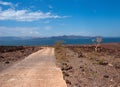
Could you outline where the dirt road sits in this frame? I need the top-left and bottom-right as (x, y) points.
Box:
(0, 47), (67, 87)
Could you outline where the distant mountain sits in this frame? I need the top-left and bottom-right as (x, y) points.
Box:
(0, 36), (120, 41)
(50, 35), (93, 39)
(0, 36), (119, 46)
(32, 35), (95, 40)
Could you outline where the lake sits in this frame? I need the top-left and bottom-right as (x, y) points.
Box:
(0, 37), (120, 46)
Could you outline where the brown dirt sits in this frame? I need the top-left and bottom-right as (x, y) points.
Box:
(0, 46), (41, 71)
(55, 43), (120, 87)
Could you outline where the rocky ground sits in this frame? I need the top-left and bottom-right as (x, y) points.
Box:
(0, 46), (41, 71)
(55, 43), (120, 87)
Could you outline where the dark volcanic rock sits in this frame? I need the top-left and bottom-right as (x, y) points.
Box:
(55, 43), (120, 87)
(103, 75), (109, 78)
(5, 61), (10, 64)
(114, 62), (120, 69)
(0, 46), (41, 71)
(62, 65), (72, 71)
(0, 56), (4, 58)
(66, 80), (71, 85)
(99, 61), (108, 65)
(78, 52), (84, 58)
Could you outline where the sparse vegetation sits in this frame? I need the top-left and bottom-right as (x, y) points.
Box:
(92, 37), (102, 52)
(54, 41), (63, 49)
(55, 44), (120, 87)
(54, 41), (68, 66)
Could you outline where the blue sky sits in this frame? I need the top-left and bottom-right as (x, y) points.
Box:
(0, 0), (120, 37)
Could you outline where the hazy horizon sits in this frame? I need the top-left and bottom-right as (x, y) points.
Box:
(0, 0), (120, 37)
(0, 34), (119, 38)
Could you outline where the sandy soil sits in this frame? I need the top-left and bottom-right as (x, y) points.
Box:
(0, 47), (67, 87)
(0, 46), (41, 71)
(55, 43), (120, 87)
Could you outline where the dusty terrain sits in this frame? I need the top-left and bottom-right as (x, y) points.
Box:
(0, 47), (67, 87)
(0, 46), (41, 71)
(0, 43), (119, 87)
(55, 43), (120, 87)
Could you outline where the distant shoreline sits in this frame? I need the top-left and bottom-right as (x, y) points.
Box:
(0, 42), (119, 46)
(0, 37), (120, 46)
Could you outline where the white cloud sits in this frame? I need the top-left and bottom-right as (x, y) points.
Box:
(44, 26), (52, 30)
(0, 1), (18, 9)
(0, 1), (70, 22)
(0, 9), (66, 22)
(0, 1), (12, 6)
(0, 26), (41, 36)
